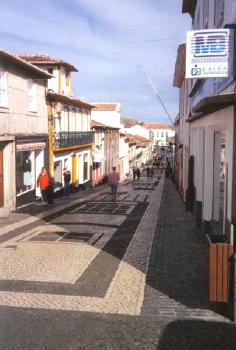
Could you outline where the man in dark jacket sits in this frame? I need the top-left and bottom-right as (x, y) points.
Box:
(63, 168), (71, 197)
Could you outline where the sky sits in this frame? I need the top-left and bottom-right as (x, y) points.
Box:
(0, 0), (191, 124)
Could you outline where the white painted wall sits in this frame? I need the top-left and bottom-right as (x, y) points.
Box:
(125, 125), (150, 139)
(91, 110), (122, 129)
(191, 106), (234, 223)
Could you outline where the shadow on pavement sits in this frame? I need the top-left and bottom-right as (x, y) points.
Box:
(142, 179), (227, 318)
(157, 319), (236, 350)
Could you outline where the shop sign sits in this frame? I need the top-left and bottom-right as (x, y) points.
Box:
(186, 29), (233, 78)
(16, 142), (46, 151)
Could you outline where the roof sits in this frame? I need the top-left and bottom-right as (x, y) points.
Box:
(123, 134), (149, 145)
(0, 49), (52, 79)
(91, 120), (119, 129)
(93, 103), (120, 112)
(145, 123), (174, 130)
(18, 54), (78, 72)
(47, 92), (95, 109)
(120, 116), (144, 128)
(134, 135), (150, 143)
(173, 44), (186, 88)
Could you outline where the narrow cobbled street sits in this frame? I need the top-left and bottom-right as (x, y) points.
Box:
(0, 172), (235, 349)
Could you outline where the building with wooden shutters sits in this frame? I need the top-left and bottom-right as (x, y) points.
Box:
(0, 49), (51, 213)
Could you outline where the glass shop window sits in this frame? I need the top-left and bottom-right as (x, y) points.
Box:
(53, 160), (62, 186)
(212, 131), (226, 234)
(16, 151), (34, 195)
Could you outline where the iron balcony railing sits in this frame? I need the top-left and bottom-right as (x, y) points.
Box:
(54, 131), (94, 149)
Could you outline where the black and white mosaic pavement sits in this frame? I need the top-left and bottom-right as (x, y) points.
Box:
(0, 175), (233, 350)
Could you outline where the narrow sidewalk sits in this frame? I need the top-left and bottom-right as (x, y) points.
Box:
(142, 178), (228, 321)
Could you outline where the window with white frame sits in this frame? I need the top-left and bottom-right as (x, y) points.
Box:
(0, 70), (8, 107)
(61, 107), (69, 132)
(83, 111), (88, 131)
(78, 110), (83, 131)
(28, 79), (36, 112)
(70, 108), (76, 131)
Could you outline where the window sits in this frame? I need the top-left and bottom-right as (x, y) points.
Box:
(53, 160), (62, 186)
(212, 131), (225, 233)
(161, 132), (164, 137)
(166, 131), (168, 137)
(70, 108), (77, 131)
(61, 108), (69, 132)
(0, 70), (7, 107)
(28, 79), (36, 112)
(156, 131), (159, 137)
(16, 150), (34, 194)
(66, 71), (70, 88)
(214, 0), (224, 28)
(83, 111), (89, 131)
(78, 110), (83, 130)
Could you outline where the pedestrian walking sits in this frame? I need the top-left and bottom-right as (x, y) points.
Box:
(165, 161), (172, 178)
(132, 167), (136, 180)
(63, 168), (71, 197)
(136, 167), (141, 180)
(37, 167), (50, 205)
(108, 166), (120, 201)
(146, 166), (150, 178)
(150, 167), (154, 178)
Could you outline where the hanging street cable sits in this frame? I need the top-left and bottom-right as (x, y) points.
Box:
(148, 78), (174, 125)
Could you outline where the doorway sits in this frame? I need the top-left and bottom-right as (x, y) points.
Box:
(0, 147), (3, 207)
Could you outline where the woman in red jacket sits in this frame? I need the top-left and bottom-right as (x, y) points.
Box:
(37, 167), (50, 205)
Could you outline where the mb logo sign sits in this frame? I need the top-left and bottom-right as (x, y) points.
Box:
(186, 29), (233, 79)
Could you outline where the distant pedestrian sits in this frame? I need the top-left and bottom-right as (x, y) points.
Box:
(132, 167), (136, 180)
(37, 167), (50, 205)
(165, 161), (172, 178)
(136, 167), (141, 180)
(146, 166), (150, 178)
(108, 166), (120, 201)
(63, 168), (71, 197)
(150, 167), (154, 178)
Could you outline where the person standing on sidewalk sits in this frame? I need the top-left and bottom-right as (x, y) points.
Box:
(37, 167), (50, 205)
(108, 166), (120, 201)
(136, 167), (141, 180)
(63, 168), (71, 197)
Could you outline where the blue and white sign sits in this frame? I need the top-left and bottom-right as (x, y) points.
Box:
(186, 29), (233, 78)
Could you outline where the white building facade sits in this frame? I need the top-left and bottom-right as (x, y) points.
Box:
(145, 123), (175, 147)
(177, 0), (236, 319)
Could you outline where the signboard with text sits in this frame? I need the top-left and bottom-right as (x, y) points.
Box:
(186, 29), (233, 79)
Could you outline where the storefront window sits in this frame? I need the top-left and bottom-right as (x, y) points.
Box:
(16, 151), (34, 195)
(54, 160), (62, 186)
(212, 131), (225, 233)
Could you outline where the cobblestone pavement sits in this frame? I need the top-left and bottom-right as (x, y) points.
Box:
(0, 174), (235, 349)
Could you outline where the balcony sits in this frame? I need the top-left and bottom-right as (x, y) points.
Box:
(54, 131), (94, 149)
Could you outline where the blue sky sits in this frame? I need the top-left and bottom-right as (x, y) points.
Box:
(0, 0), (190, 124)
